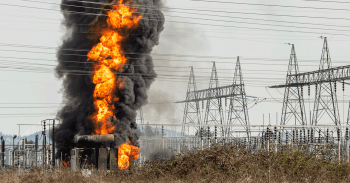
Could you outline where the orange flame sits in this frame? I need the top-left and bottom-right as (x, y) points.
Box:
(118, 141), (140, 170)
(87, 0), (142, 134)
(62, 161), (67, 168)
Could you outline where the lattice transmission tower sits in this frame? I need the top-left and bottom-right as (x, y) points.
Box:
(181, 66), (201, 136)
(204, 62), (225, 135)
(312, 37), (340, 125)
(280, 44), (307, 125)
(227, 57), (250, 138)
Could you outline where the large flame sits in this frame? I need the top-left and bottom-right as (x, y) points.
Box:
(62, 160), (67, 168)
(87, 0), (142, 135)
(118, 141), (140, 170)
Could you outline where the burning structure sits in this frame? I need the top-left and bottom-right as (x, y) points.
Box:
(54, 0), (164, 170)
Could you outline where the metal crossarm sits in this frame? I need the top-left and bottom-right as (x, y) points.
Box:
(270, 65), (350, 88)
(176, 84), (242, 103)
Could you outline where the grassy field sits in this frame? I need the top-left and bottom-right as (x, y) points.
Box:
(2, 143), (350, 182)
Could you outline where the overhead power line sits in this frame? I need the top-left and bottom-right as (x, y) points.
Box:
(7, 1), (350, 23)
(166, 9), (350, 29)
(22, 0), (350, 12)
(190, 0), (350, 12)
(303, 0), (350, 4)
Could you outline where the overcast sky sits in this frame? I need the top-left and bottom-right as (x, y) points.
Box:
(1, 0), (350, 138)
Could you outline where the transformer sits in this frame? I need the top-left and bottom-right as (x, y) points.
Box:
(70, 134), (118, 171)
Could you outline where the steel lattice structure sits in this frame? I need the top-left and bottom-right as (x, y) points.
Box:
(280, 45), (307, 126)
(204, 62), (225, 136)
(227, 57), (250, 138)
(181, 67), (201, 136)
(271, 41), (350, 89)
(179, 59), (250, 138)
(271, 38), (341, 126)
(176, 84), (241, 103)
(312, 38), (340, 126)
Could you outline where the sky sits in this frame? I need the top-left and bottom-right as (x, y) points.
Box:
(0, 0), (350, 139)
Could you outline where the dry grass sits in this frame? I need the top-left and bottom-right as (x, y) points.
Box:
(2, 143), (350, 182)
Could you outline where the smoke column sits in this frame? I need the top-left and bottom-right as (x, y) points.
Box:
(54, 0), (164, 160)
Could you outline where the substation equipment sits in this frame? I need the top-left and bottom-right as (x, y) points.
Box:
(135, 37), (350, 163)
(70, 134), (118, 171)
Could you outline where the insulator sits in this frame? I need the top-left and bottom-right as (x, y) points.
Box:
(296, 130), (299, 144)
(303, 129), (306, 144)
(262, 131), (265, 144)
(300, 129), (303, 144)
(285, 132), (289, 144)
(215, 126), (217, 139)
(311, 128), (314, 143)
(337, 128), (341, 141)
(334, 82), (337, 93)
(254, 138), (257, 149)
(318, 130), (321, 143)
(207, 127), (210, 139)
(202, 101), (204, 109)
(308, 84), (310, 96)
(267, 127), (270, 140)
(301, 86), (303, 95)
(308, 129), (310, 143)
(315, 84), (317, 93)
(293, 130), (295, 143)
(225, 97), (227, 106)
(278, 131), (281, 144)
(326, 129), (329, 143)
(346, 128), (349, 140)
(274, 127), (277, 140)
(343, 80), (345, 91)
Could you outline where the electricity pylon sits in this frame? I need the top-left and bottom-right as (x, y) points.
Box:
(227, 57), (250, 138)
(312, 37), (340, 126)
(181, 66), (201, 136)
(204, 62), (224, 136)
(280, 44), (307, 126)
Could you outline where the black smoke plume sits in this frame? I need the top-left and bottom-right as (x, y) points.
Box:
(54, 0), (164, 160)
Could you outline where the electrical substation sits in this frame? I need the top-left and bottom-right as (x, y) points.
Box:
(1, 37), (350, 171)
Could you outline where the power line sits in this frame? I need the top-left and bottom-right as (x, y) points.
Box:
(3, 3), (350, 39)
(5, 1), (350, 24)
(166, 15), (350, 33)
(190, 0), (350, 12)
(165, 9), (350, 29)
(303, 0), (350, 4)
(18, 0), (350, 30)
(4, 43), (350, 62)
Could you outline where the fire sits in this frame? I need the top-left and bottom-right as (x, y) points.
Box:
(62, 160), (67, 168)
(118, 141), (140, 170)
(87, 0), (142, 134)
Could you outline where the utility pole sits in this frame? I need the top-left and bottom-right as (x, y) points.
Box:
(35, 134), (38, 167)
(12, 135), (17, 169)
(43, 121), (46, 169)
(1, 136), (4, 169)
(52, 120), (55, 168)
